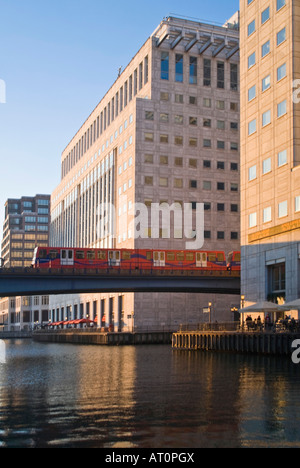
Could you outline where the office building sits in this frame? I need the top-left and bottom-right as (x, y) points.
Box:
(50, 15), (240, 330)
(240, 0), (300, 308)
(0, 194), (50, 330)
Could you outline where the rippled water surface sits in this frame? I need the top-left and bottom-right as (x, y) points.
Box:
(0, 339), (300, 448)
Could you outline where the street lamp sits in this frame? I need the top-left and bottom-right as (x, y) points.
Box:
(208, 302), (212, 326)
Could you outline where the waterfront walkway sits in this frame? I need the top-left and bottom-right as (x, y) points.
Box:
(172, 322), (300, 356)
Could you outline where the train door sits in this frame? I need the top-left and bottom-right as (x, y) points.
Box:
(109, 250), (121, 267)
(61, 249), (74, 266)
(153, 251), (165, 267)
(196, 252), (207, 268)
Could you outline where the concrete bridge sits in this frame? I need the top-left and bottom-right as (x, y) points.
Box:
(0, 267), (240, 297)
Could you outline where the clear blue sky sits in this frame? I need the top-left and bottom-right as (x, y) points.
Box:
(0, 0), (239, 241)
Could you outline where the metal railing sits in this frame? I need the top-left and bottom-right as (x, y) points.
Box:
(178, 320), (300, 334)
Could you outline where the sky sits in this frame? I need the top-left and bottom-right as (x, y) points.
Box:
(0, 0), (239, 244)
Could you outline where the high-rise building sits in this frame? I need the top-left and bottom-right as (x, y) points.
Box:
(50, 15), (240, 331)
(240, 0), (300, 308)
(0, 194), (51, 331)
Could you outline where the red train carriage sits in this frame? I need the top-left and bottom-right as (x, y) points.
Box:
(32, 247), (230, 271)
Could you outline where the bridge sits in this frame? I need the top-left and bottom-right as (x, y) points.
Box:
(0, 268), (240, 297)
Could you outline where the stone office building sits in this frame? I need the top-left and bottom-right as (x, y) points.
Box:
(50, 15), (241, 331)
(240, 0), (300, 309)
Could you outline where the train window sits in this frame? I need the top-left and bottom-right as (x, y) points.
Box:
(68, 250), (73, 259)
(177, 253), (184, 261)
(167, 252), (175, 261)
(146, 252), (152, 260)
(87, 251), (95, 260)
(208, 253), (216, 262)
(122, 251), (131, 260)
(160, 252), (165, 261)
(39, 249), (47, 259)
(76, 251), (85, 259)
(186, 252), (194, 261)
(234, 252), (241, 261)
(217, 253), (224, 262)
(97, 251), (106, 260)
(49, 250), (59, 259)
(154, 252), (159, 261)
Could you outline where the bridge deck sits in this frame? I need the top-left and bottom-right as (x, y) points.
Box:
(0, 267), (240, 297)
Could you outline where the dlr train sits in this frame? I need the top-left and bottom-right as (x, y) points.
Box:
(32, 247), (240, 271)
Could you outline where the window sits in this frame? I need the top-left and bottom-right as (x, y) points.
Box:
(231, 142), (238, 151)
(217, 203), (225, 212)
(159, 177), (168, 187)
(278, 149), (287, 167)
(262, 7), (270, 24)
(248, 52), (256, 68)
(248, 118), (257, 135)
(145, 176), (153, 185)
(203, 139), (211, 148)
(230, 63), (238, 91)
(262, 75), (271, 91)
(277, 63), (286, 81)
(160, 112), (169, 123)
(174, 114), (183, 124)
(249, 165), (257, 181)
(248, 20), (256, 36)
(277, 0), (286, 11)
(203, 181), (211, 190)
(203, 98), (211, 108)
(262, 110), (271, 127)
(174, 136), (183, 145)
(189, 96), (197, 105)
(278, 200), (288, 218)
(175, 54), (183, 82)
(217, 182), (225, 191)
(217, 141), (225, 150)
(277, 27), (286, 46)
(217, 231), (225, 240)
(189, 57), (197, 84)
(159, 155), (168, 165)
(189, 116), (197, 126)
(161, 52), (169, 80)
(203, 59), (211, 86)
(263, 157), (272, 174)
(160, 134), (168, 143)
(145, 132), (154, 142)
(217, 120), (225, 130)
(203, 118), (211, 128)
(249, 212), (257, 228)
(216, 100), (225, 110)
(277, 99), (287, 117)
(174, 178), (183, 188)
(268, 262), (285, 303)
(263, 207), (272, 223)
(175, 94), (183, 103)
(248, 84), (256, 101)
(262, 40), (270, 57)
(217, 61), (225, 89)
(295, 196), (300, 212)
(189, 180), (197, 189)
(145, 111), (154, 120)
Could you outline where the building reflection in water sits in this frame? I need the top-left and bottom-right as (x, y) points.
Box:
(0, 341), (300, 448)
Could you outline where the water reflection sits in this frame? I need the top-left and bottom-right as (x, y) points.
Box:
(0, 340), (299, 448)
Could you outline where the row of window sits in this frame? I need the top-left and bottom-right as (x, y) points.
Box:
(248, 99), (287, 135)
(143, 177), (239, 192)
(117, 229), (239, 243)
(247, 0), (285, 12)
(143, 155), (239, 171)
(117, 201), (239, 215)
(145, 111), (238, 130)
(144, 132), (239, 151)
(249, 196), (300, 228)
(248, 149), (288, 181)
(159, 92), (239, 112)
(160, 52), (238, 91)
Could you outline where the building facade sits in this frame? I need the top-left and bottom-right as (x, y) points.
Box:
(50, 15), (241, 331)
(240, 0), (300, 307)
(0, 194), (51, 330)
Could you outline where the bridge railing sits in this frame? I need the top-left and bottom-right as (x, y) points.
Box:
(0, 266), (240, 278)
